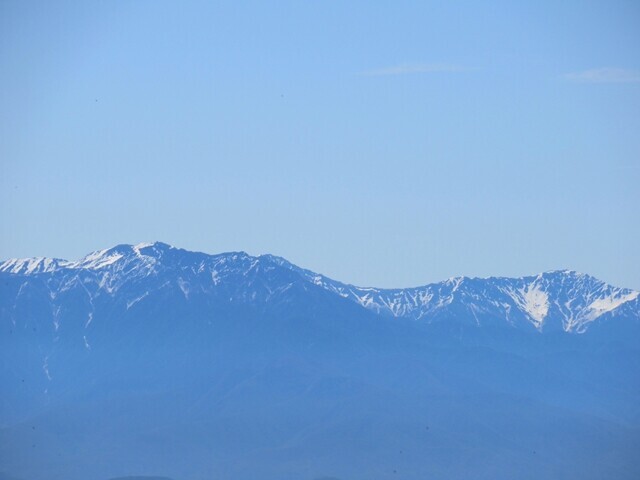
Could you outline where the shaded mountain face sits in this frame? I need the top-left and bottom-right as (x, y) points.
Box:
(1, 243), (639, 480)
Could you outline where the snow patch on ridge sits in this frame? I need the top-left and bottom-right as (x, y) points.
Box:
(0, 257), (71, 274)
(134, 242), (155, 252)
(43, 356), (52, 381)
(509, 283), (550, 328)
(127, 292), (149, 310)
(75, 250), (124, 269)
(178, 277), (190, 299)
(587, 291), (639, 320)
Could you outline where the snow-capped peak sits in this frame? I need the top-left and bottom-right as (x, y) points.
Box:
(73, 248), (125, 269)
(0, 257), (71, 275)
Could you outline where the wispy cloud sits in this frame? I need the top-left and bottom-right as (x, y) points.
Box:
(563, 67), (640, 84)
(361, 63), (469, 77)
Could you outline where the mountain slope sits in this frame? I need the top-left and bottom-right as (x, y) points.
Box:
(264, 254), (639, 331)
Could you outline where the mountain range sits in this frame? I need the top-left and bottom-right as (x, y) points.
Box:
(1, 241), (638, 333)
(1, 242), (639, 480)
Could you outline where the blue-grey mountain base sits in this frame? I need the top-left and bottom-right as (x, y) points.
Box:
(1, 242), (639, 480)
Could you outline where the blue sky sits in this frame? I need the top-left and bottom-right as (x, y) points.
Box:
(1, 0), (639, 289)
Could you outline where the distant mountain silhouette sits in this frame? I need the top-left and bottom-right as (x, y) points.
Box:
(1, 242), (637, 333)
(1, 243), (639, 480)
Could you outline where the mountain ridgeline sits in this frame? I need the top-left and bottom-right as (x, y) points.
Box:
(1, 242), (639, 480)
(1, 241), (638, 333)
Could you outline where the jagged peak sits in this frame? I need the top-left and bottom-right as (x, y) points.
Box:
(538, 269), (591, 279)
(258, 253), (291, 265)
